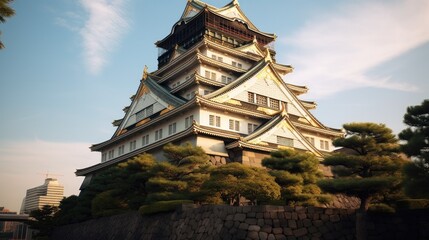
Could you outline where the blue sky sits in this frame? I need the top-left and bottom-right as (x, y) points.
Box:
(0, 0), (428, 212)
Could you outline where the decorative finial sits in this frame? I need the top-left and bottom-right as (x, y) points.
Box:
(253, 35), (258, 44)
(280, 102), (288, 117)
(264, 48), (273, 63)
(233, 0), (240, 6)
(142, 65), (148, 80)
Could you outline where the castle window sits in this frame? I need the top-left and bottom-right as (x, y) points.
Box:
(185, 115), (194, 128)
(305, 136), (315, 145)
(136, 104), (154, 121)
(102, 152), (107, 162)
(168, 122), (177, 135)
(118, 145), (125, 155)
(155, 129), (163, 140)
(229, 119), (239, 131)
(270, 99), (280, 109)
(248, 123), (258, 134)
(142, 135), (149, 146)
(277, 136), (293, 147)
(108, 149), (114, 159)
(320, 140), (329, 150)
(248, 92), (255, 103)
(209, 115), (221, 127)
(256, 94), (267, 106)
(129, 140), (136, 151)
(222, 75), (227, 84)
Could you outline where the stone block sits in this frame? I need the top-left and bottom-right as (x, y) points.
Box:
(313, 220), (323, 227)
(267, 233), (276, 240)
(226, 214), (233, 221)
(259, 231), (268, 240)
(284, 212), (292, 219)
(257, 219), (265, 227)
(247, 211), (256, 218)
(291, 212), (298, 220)
(245, 218), (257, 225)
(275, 234), (287, 240)
(303, 219), (312, 227)
(247, 231), (259, 240)
(283, 227), (293, 236)
(236, 229), (247, 239)
(248, 225), (261, 232)
(238, 222), (249, 230)
(273, 219), (280, 228)
(234, 213), (246, 222)
(320, 214), (329, 221)
(272, 227), (283, 234)
(288, 220), (297, 229)
(242, 206), (252, 213)
(293, 227), (308, 237)
(261, 225), (272, 233)
(298, 213), (307, 220)
(256, 212), (264, 219)
(270, 212), (278, 219)
(224, 220), (234, 229)
(330, 214), (340, 222)
(264, 212), (271, 219)
(265, 219), (272, 226)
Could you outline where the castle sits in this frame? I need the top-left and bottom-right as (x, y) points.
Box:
(76, 0), (342, 188)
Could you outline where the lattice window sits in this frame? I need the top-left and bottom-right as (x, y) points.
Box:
(248, 92), (255, 103)
(277, 136), (293, 147)
(270, 99), (280, 110)
(256, 94), (267, 106)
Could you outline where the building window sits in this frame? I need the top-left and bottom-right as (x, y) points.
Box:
(229, 119), (239, 131)
(212, 54), (217, 59)
(211, 72), (216, 80)
(155, 129), (163, 140)
(136, 104), (154, 121)
(305, 136), (315, 145)
(129, 140), (136, 151)
(108, 150), (114, 159)
(102, 152), (107, 162)
(256, 94), (268, 106)
(248, 123), (258, 134)
(232, 61), (237, 67)
(209, 115), (221, 127)
(142, 135), (149, 146)
(237, 63), (242, 68)
(204, 70), (216, 80)
(185, 115), (194, 128)
(118, 145), (125, 155)
(217, 56), (223, 62)
(277, 136), (293, 147)
(270, 99), (280, 110)
(248, 92), (254, 103)
(320, 140), (329, 150)
(168, 122), (177, 135)
(221, 75), (227, 84)
(205, 70), (210, 78)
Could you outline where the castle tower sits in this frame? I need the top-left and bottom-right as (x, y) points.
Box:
(76, 0), (343, 187)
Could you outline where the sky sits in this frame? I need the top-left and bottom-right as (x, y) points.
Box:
(0, 0), (428, 213)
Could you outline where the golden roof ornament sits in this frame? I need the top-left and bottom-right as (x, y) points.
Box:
(142, 65), (148, 80)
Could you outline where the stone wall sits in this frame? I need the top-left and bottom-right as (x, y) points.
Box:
(51, 205), (429, 240)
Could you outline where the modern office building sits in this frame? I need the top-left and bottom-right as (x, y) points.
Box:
(20, 178), (64, 214)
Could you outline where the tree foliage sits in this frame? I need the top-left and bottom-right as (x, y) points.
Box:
(399, 99), (429, 198)
(318, 122), (405, 211)
(202, 162), (280, 205)
(0, 0), (15, 49)
(262, 149), (329, 206)
(27, 205), (58, 240)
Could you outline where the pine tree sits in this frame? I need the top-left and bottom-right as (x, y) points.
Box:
(202, 162), (280, 205)
(262, 149), (330, 206)
(0, 0), (15, 49)
(317, 122), (405, 240)
(399, 99), (429, 198)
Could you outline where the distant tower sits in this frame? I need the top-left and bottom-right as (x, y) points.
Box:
(20, 178), (64, 214)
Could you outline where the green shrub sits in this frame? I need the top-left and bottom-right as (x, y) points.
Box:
(138, 200), (194, 215)
(368, 203), (395, 213)
(396, 199), (429, 209)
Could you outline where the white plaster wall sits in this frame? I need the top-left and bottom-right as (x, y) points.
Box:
(101, 107), (199, 162)
(196, 136), (229, 156)
(200, 108), (262, 135)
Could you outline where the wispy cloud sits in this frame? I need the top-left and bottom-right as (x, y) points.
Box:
(80, 0), (128, 74)
(0, 140), (99, 212)
(281, 0), (429, 99)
